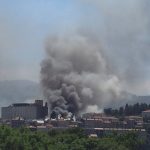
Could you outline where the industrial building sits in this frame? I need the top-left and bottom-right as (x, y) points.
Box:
(1, 100), (48, 120)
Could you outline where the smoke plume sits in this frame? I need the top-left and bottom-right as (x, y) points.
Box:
(41, 34), (125, 116)
(41, 0), (150, 116)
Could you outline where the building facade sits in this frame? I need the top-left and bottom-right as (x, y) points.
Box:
(142, 110), (150, 119)
(1, 100), (48, 120)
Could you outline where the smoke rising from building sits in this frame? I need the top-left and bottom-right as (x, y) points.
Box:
(40, 34), (126, 116)
(41, 0), (150, 116)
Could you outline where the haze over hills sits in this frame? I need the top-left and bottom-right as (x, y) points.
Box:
(113, 95), (150, 108)
(0, 80), (150, 113)
(0, 80), (42, 108)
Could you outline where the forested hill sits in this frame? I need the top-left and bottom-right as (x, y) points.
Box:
(104, 102), (150, 117)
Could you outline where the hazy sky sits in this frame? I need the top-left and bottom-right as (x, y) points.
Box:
(1, 0), (150, 95)
(0, 0), (80, 81)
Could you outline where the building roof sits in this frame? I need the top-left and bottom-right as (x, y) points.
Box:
(142, 110), (150, 113)
(125, 116), (143, 119)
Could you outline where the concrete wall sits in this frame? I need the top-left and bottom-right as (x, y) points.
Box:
(2, 106), (37, 120)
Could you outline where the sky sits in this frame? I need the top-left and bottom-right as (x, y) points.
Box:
(0, 0), (80, 81)
(1, 0), (150, 95)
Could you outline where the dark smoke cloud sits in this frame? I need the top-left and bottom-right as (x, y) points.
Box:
(41, 0), (150, 115)
(41, 34), (125, 115)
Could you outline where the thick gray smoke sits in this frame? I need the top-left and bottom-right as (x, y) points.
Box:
(78, 0), (150, 95)
(41, 0), (150, 116)
(41, 34), (125, 116)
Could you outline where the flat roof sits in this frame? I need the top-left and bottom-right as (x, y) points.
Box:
(13, 103), (31, 107)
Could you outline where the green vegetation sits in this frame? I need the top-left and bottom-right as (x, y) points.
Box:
(104, 103), (149, 117)
(0, 126), (146, 150)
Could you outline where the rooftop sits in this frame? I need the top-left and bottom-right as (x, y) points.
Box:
(142, 110), (150, 113)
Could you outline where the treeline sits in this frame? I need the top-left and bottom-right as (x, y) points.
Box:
(0, 125), (146, 150)
(104, 103), (150, 116)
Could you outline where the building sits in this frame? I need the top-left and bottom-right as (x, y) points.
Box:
(125, 116), (143, 129)
(11, 117), (25, 128)
(1, 100), (48, 120)
(80, 117), (119, 128)
(82, 113), (104, 119)
(142, 110), (150, 119)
